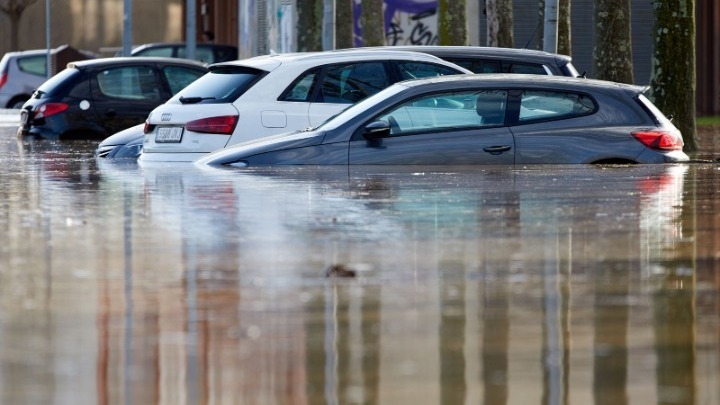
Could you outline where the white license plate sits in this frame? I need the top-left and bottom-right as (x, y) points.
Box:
(155, 127), (183, 143)
(20, 111), (28, 125)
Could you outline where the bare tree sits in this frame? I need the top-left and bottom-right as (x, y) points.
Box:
(361, 0), (384, 46)
(650, 0), (697, 152)
(486, 0), (513, 48)
(593, 0), (634, 84)
(0, 0), (40, 51)
(438, 0), (467, 45)
(336, 0), (354, 49)
(297, 0), (322, 51)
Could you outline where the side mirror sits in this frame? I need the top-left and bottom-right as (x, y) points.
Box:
(363, 120), (391, 140)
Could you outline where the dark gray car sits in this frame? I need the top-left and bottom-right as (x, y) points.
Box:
(195, 74), (689, 167)
(350, 45), (583, 77)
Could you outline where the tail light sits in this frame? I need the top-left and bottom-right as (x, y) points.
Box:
(143, 121), (155, 134)
(632, 130), (684, 151)
(0, 72), (7, 90)
(34, 103), (69, 119)
(186, 115), (238, 135)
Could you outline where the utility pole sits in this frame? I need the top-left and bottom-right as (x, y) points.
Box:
(322, 0), (335, 50)
(45, 0), (51, 77)
(122, 0), (132, 56)
(186, 0), (197, 60)
(543, 0), (558, 53)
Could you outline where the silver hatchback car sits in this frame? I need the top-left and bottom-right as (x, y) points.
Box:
(196, 74), (689, 166)
(0, 50), (48, 109)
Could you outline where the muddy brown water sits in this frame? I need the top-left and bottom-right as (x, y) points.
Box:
(1, 125), (719, 404)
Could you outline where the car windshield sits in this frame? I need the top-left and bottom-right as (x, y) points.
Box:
(35, 68), (80, 97)
(170, 66), (264, 104)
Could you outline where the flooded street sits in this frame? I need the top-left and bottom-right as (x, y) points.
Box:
(1, 121), (720, 404)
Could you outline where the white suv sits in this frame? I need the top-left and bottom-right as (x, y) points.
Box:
(140, 49), (471, 162)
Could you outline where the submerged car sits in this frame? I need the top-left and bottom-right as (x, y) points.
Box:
(195, 74), (689, 167)
(18, 57), (207, 140)
(354, 45), (583, 77)
(138, 49), (471, 162)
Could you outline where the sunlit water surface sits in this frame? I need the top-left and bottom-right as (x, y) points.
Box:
(1, 127), (719, 405)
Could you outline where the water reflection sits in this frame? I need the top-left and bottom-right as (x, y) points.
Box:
(1, 136), (720, 404)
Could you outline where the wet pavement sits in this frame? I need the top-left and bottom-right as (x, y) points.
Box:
(1, 119), (720, 404)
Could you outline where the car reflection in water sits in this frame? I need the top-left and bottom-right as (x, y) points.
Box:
(77, 158), (706, 404)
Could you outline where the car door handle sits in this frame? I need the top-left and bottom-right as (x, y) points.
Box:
(483, 145), (512, 154)
(104, 109), (117, 118)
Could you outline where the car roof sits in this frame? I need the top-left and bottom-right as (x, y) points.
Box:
(1, 49), (51, 59)
(67, 56), (208, 70)
(132, 42), (237, 50)
(396, 73), (638, 92)
(211, 49), (469, 72)
(361, 45), (573, 63)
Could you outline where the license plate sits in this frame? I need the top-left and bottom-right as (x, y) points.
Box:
(155, 127), (183, 143)
(20, 111), (28, 125)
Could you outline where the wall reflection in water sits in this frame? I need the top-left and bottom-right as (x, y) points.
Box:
(1, 146), (719, 404)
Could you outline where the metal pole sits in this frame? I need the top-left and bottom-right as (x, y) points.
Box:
(45, 0), (51, 78)
(322, 0), (336, 50)
(543, 0), (558, 53)
(186, 0), (197, 60)
(122, 0), (132, 56)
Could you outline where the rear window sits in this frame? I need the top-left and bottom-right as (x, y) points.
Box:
(35, 67), (81, 97)
(171, 66), (264, 104)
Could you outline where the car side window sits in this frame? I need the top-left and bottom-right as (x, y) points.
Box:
(395, 61), (462, 80)
(96, 66), (160, 101)
(281, 68), (319, 102)
(135, 47), (174, 58)
(321, 62), (390, 104)
(518, 90), (596, 122)
(503, 62), (548, 75)
(17, 55), (47, 77)
(449, 59), (502, 74)
(376, 90), (508, 136)
(162, 66), (206, 95)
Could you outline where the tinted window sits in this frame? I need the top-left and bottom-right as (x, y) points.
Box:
(503, 62), (547, 75)
(36, 68), (81, 97)
(518, 90), (596, 122)
(447, 59), (502, 74)
(376, 90), (508, 136)
(162, 66), (205, 94)
(96, 66), (160, 101)
(17, 55), (47, 76)
(282, 69), (319, 102)
(134, 47), (174, 58)
(172, 66), (263, 103)
(319, 62), (390, 104)
(396, 61), (462, 80)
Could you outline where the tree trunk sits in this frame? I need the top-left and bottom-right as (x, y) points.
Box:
(593, 0), (634, 84)
(438, 0), (467, 45)
(650, 0), (697, 152)
(335, 0), (354, 49)
(297, 0), (322, 51)
(361, 0), (385, 46)
(558, 0), (571, 55)
(486, 0), (513, 48)
(1, 0), (39, 51)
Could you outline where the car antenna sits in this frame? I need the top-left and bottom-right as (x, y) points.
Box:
(269, 49), (279, 56)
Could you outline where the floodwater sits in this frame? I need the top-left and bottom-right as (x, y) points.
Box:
(1, 122), (720, 405)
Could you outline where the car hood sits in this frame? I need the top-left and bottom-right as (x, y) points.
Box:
(195, 129), (325, 166)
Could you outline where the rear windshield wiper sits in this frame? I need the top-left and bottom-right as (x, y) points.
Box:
(179, 96), (216, 104)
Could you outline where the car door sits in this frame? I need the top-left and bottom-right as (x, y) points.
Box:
(90, 64), (165, 135)
(348, 89), (515, 164)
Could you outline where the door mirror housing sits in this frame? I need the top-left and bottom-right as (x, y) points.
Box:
(363, 120), (391, 140)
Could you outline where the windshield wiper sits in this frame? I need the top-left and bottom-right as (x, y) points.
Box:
(179, 96), (216, 104)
